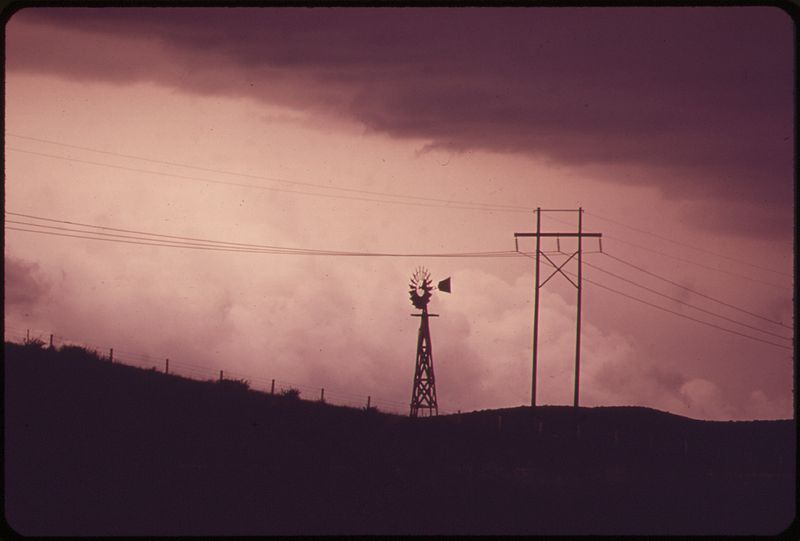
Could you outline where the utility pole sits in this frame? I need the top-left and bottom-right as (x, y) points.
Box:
(574, 209), (583, 408)
(514, 208), (601, 407)
(532, 208), (541, 407)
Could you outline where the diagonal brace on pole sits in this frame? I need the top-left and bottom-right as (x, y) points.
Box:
(540, 250), (579, 288)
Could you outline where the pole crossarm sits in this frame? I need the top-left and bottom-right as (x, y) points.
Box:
(514, 232), (602, 238)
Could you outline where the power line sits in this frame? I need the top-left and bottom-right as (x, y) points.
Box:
(7, 145), (531, 215)
(6, 219), (355, 255)
(541, 213), (788, 290)
(582, 259), (791, 341)
(10, 211), (787, 338)
(6, 225), (523, 258)
(7, 211), (566, 258)
(8, 133), (535, 212)
(11, 211), (790, 344)
(5, 220), (521, 259)
(585, 275), (792, 350)
(6, 211), (513, 256)
(586, 210), (792, 277)
(604, 235), (788, 290)
(6, 225), (337, 255)
(601, 251), (791, 329)
(517, 252), (791, 351)
(8, 147), (517, 213)
(606, 235), (786, 291)
(11, 134), (791, 286)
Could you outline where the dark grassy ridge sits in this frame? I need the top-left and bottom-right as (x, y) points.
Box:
(4, 341), (796, 535)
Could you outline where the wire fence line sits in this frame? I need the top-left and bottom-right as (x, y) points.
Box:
(3, 326), (439, 415)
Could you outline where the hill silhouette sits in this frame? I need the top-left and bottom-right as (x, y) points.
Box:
(4, 341), (795, 535)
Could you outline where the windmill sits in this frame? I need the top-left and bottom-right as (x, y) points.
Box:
(408, 267), (451, 417)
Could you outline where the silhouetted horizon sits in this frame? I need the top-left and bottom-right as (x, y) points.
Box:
(5, 340), (795, 535)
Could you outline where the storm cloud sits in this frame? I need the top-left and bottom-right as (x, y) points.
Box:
(7, 7), (794, 235)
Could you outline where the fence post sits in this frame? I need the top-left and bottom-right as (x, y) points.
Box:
(165, 358), (169, 374)
(367, 395), (371, 409)
(320, 388), (325, 402)
(109, 348), (114, 363)
(26, 329), (29, 341)
(271, 379), (275, 394)
(49, 334), (53, 349)
(219, 370), (223, 382)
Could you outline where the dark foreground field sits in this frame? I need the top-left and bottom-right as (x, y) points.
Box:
(4, 341), (796, 535)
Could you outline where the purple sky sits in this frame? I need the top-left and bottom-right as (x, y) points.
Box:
(4, 7), (795, 419)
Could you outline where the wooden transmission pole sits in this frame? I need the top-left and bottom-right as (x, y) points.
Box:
(515, 208), (602, 408)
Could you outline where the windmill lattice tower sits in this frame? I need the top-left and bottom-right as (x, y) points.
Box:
(408, 267), (450, 417)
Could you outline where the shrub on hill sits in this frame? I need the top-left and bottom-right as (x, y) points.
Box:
(217, 377), (250, 392)
(279, 387), (301, 400)
(58, 344), (104, 363)
(22, 336), (47, 349)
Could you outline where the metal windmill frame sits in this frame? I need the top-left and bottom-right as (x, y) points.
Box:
(408, 267), (449, 417)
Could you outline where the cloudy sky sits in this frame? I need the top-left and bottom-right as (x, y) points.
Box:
(4, 6), (794, 419)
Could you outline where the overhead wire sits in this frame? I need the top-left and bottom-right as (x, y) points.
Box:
(8, 211), (791, 345)
(9, 135), (790, 285)
(581, 259), (791, 341)
(6, 224), (525, 258)
(600, 251), (791, 329)
(8, 135), (793, 350)
(6, 219), (327, 254)
(5, 213), (522, 258)
(516, 252), (792, 351)
(6, 146), (531, 214)
(7, 133), (535, 212)
(586, 210), (792, 277)
(604, 236), (786, 290)
(6, 212), (518, 256)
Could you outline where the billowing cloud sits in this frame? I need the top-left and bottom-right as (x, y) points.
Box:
(6, 7), (794, 236)
(6, 242), (777, 420)
(4, 256), (52, 311)
(678, 378), (732, 420)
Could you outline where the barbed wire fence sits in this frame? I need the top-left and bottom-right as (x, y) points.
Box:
(3, 325), (452, 416)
